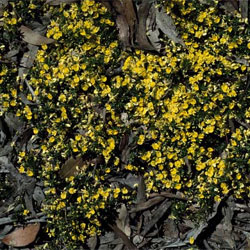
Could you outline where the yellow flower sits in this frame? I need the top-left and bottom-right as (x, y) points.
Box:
(236, 173), (241, 180)
(9, 17), (17, 25)
(125, 164), (133, 171)
(61, 191), (67, 199)
(41, 44), (47, 50)
(28, 3), (36, 9)
(53, 31), (62, 40)
(166, 67), (172, 74)
(214, 16), (220, 23)
(221, 83), (229, 93)
(27, 169), (34, 177)
(49, 136), (55, 143)
(69, 188), (76, 194)
(72, 64), (79, 71)
(122, 187), (128, 194)
(19, 165), (25, 174)
(214, 195), (221, 202)
(19, 151), (26, 157)
(80, 222), (86, 229)
(152, 142), (160, 150)
(107, 138), (115, 150)
(75, 134), (81, 141)
(113, 187), (120, 198)
(47, 93), (53, 100)
(23, 209), (30, 216)
(137, 135), (145, 145)
(58, 94), (66, 102)
(206, 166), (214, 177)
(189, 236), (195, 244)
(33, 128), (39, 134)
(248, 43), (250, 49)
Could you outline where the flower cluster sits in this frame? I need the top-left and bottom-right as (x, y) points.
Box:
(0, 0), (250, 248)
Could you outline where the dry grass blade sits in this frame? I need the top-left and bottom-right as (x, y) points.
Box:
(2, 223), (40, 247)
(20, 25), (55, 45)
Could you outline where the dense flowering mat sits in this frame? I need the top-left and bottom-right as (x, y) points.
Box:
(0, 0), (250, 249)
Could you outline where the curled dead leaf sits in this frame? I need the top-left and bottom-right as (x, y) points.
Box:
(2, 223), (40, 247)
(19, 25), (54, 45)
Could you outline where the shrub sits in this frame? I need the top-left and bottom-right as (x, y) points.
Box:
(0, 0), (249, 248)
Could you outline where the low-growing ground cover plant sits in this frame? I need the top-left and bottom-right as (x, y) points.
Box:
(0, 0), (249, 248)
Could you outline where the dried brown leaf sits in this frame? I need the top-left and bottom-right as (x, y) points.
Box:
(130, 196), (165, 213)
(239, 0), (248, 18)
(141, 199), (172, 236)
(136, 175), (146, 204)
(116, 204), (131, 237)
(163, 219), (179, 239)
(87, 235), (98, 250)
(45, 0), (77, 5)
(136, 2), (155, 50)
(98, 0), (112, 11)
(59, 155), (102, 178)
(18, 44), (38, 82)
(2, 223), (40, 247)
(109, 224), (138, 250)
(155, 7), (185, 47)
(116, 15), (130, 47)
(59, 154), (86, 178)
(149, 191), (188, 201)
(19, 25), (54, 45)
(122, 0), (137, 43)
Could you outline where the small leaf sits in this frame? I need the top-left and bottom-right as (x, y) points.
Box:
(2, 223), (40, 247)
(19, 25), (54, 45)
